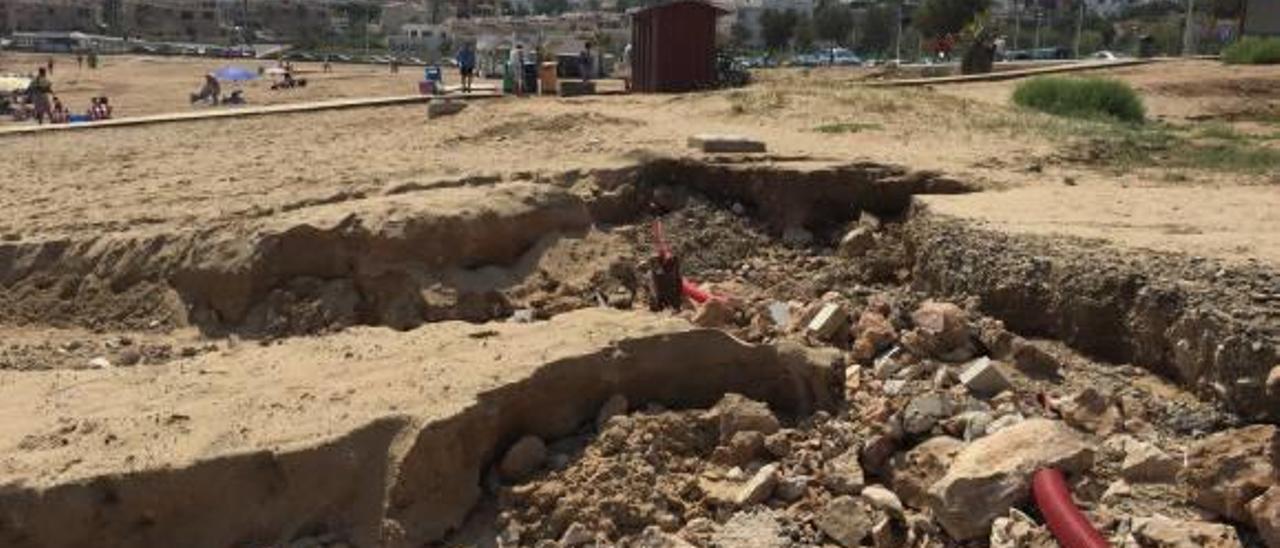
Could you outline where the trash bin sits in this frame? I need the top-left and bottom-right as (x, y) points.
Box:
(522, 62), (539, 95)
(538, 62), (558, 96)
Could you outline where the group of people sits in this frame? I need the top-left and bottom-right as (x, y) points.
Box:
(464, 41), (596, 96)
(1, 67), (112, 124)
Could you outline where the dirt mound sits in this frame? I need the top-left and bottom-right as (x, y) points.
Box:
(1150, 77), (1280, 99)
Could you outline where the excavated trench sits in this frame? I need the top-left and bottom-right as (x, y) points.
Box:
(0, 157), (1276, 547)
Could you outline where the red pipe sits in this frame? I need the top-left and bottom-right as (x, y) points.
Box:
(682, 279), (712, 304)
(1032, 468), (1111, 548)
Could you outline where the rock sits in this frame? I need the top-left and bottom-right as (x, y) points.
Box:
(1131, 515), (1243, 548)
(906, 301), (975, 361)
(902, 393), (952, 436)
(1057, 387), (1123, 436)
(596, 393), (628, 429)
(839, 226), (876, 258)
(763, 430), (792, 458)
(693, 298), (735, 328)
(635, 526), (697, 548)
(88, 356), (111, 369)
(816, 496), (876, 547)
(776, 475), (809, 502)
(782, 226), (814, 247)
(736, 463), (780, 505)
(426, 99), (467, 118)
(929, 419), (1096, 540)
(989, 508), (1055, 548)
(1101, 479), (1133, 504)
(115, 349), (142, 367)
(712, 509), (789, 548)
(1267, 365), (1280, 396)
(975, 317), (1016, 359)
(1010, 340), (1061, 377)
(498, 435), (548, 481)
(951, 411), (994, 441)
(1182, 424), (1278, 523)
(870, 515), (907, 548)
(882, 379), (907, 396)
(764, 301), (790, 329)
(713, 431), (766, 466)
(688, 134), (767, 153)
(559, 522), (594, 546)
(986, 413), (1024, 433)
(707, 394), (781, 443)
(806, 303), (849, 341)
(958, 357), (1014, 397)
(1248, 485), (1280, 548)
(851, 312), (898, 363)
(1121, 440), (1181, 483)
(861, 484), (905, 517)
(822, 445), (866, 495)
(861, 434), (898, 477)
(889, 436), (965, 510)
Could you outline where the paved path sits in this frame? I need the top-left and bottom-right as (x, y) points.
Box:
(866, 58), (1152, 87)
(0, 90), (502, 137)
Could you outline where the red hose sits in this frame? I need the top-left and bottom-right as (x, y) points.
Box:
(682, 279), (712, 304)
(1032, 468), (1110, 548)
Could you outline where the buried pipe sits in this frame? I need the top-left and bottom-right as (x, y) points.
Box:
(1032, 468), (1111, 548)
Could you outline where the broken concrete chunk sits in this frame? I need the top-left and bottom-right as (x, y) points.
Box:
(861, 484), (905, 518)
(1057, 387), (1123, 436)
(958, 357), (1013, 397)
(707, 393), (781, 443)
(839, 226), (876, 258)
(1131, 515), (1243, 548)
(989, 508), (1056, 548)
(902, 393), (952, 436)
(1121, 440), (1181, 484)
(499, 435), (548, 481)
(776, 474), (810, 502)
(807, 303), (849, 341)
(713, 430), (766, 466)
(687, 134), (767, 153)
(1248, 485), (1280, 548)
(889, 435), (965, 511)
(907, 300), (975, 361)
(822, 445), (866, 495)
(929, 419), (1096, 541)
(1182, 424), (1278, 523)
(851, 311), (897, 363)
(427, 99), (468, 119)
(816, 496), (876, 548)
(736, 463), (780, 506)
(975, 317), (1016, 359)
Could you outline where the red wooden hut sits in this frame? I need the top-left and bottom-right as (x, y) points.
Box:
(630, 0), (728, 93)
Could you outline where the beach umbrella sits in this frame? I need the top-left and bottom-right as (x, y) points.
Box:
(213, 66), (258, 82)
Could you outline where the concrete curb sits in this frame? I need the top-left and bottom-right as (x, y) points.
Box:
(865, 58), (1154, 87)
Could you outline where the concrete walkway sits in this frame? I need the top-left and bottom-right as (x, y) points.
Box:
(0, 89), (502, 137)
(866, 58), (1152, 87)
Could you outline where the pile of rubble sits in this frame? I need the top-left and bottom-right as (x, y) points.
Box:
(478, 295), (1279, 547)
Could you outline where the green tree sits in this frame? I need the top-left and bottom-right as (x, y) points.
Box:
(914, 0), (991, 39)
(814, 2), (856, 46)
(795, 15), (816, 51)
(533, 0), (570, 15)
(759, 8), (800, 51)
(859, 4), (895, 54)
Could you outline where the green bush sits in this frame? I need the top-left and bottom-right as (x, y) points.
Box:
(1222, 37), (1280, 65)
(1012, 77), (1146, 123)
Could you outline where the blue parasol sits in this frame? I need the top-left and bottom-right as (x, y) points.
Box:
(213, 66), (259, 82)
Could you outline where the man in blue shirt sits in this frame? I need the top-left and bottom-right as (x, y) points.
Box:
(457, 43), (477, 93)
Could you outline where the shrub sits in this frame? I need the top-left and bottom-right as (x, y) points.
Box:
(1222, 37), (1280, 65)
(1012, 77), (1146, 123)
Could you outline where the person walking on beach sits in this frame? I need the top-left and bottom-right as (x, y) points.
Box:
(29, 67), (53, 124)
(579, 42), (594, 82)
(457, 43), (476, 93)
(46, 57), (55, 75)
(509, 44), (525, 96)
(77, 54), (84, 70)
